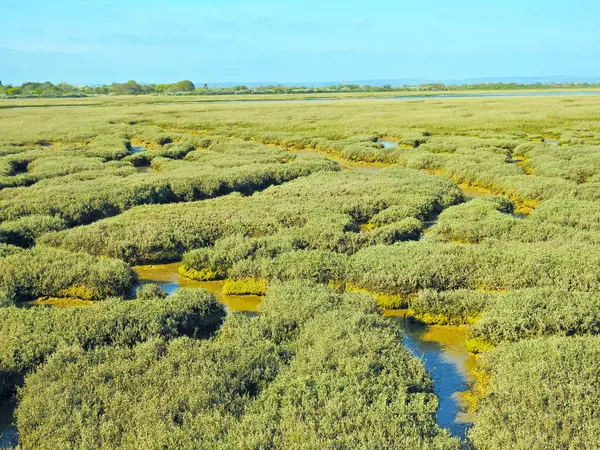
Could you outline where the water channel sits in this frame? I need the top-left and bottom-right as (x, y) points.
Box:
(133, 261), (476, 439)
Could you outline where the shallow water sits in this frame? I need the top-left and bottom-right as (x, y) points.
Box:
(542, 138), (559, 146)
(130, 145), (147, 154)
(193, 91), (600, 105)
(197, 90), (600, 105)
(385, 311), (475, 438)
(3, 91), (600, 110)
(377, 139), (399, 148)
(0, 398), (18, 449)
(133, 263), (261, 313)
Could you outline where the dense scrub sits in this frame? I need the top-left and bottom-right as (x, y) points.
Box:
(0, 150), (333, 227)
(41, 168), (462, 264)
(348, 241), (600, 295)
(470, 289), (600, 344)
(0, 247), (134, 305)
(3, 94), (600, 447)
(15, 282), (459, 449)
(469, 336), (600, 449)
(0, 289), (224, 398)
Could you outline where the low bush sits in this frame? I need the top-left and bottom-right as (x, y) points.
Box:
(408, 289), (492, 324)
(349, 241), (600, 295)
(0, 247), (135, 304)
(0, 288), (225, 398)
(42, 168), (462, 264)
(470, 336), (600, 450)
(14, 282), (459, 449)
(470, 288), (600, 344)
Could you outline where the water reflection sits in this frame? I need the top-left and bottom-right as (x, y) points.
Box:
(385, 311), (475, 438)
(130, 145), (148, 154)
(377, 139), (399, 149)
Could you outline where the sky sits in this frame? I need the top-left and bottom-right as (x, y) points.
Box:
(1, 0), (600, 85)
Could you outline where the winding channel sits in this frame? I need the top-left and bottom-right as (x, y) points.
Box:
(0, 140), (504, 445)
(132, 262), (477, 439)
(128, 140), (507, 439)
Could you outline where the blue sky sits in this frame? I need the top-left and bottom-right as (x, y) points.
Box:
(1, 0), (599, 85)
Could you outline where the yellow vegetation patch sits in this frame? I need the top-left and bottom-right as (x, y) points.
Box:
(360, 223), (376, 232)
(59, 285), (101, 300)
(222, 278), (268, 296)
(425, 168), (446, 177)
(465, 337), (495, 354)
(410, 310), (480, 326)
(179, 265), (226, 282)
(28, 297), (96, 307)
(461, 365), (491, 412)
(344, 283), (410, 309)
(130, 137), (160, 150)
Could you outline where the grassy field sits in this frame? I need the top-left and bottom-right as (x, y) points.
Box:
(1, 93), (600, 448)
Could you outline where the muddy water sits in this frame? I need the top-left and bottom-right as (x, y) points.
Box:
(27, 297), (95, 307)
(133, 263), (261, 313)
(291, 150), (392, 173)
(385, 311), (475, 438)
(0, 397), (18, 449)
(135, 262), (477, 438)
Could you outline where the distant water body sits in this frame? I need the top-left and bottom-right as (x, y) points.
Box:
(3, 91), (600, 110)
(198, 90), (600, 105)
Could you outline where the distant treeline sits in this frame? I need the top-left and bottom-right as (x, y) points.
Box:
(1, 79), (599, 98)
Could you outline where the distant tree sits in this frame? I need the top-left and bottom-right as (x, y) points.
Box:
(109, 80), (143, 95)
(167, 80), (195, 92)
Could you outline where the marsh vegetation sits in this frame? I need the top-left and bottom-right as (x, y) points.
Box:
(1, 93), (600, 448)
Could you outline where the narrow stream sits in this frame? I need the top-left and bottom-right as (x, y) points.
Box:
(135, 166), (153, 174)
(133, 263), (261, 313)
(385, 311), (475, 438)
(128, 143), (153, 173)
(133, 261), (476, 439)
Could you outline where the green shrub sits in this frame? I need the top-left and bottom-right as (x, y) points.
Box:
(409, 289), (492, 324)
(0, 214), (67, 247)
(136, 282), (168, 300)
(470, 288), (600, 344)
(0, 247), (135, 304)
(0, 288), (225, 398)
(470, 336), (600, 450)
(14, 282), (459, 449)
(42, 168), (462, 264)
(349, 241), (600, 295)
